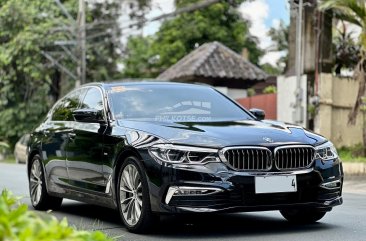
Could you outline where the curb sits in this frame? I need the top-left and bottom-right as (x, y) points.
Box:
(343, 162), (366, 175)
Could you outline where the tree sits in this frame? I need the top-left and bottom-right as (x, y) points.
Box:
(267, 20), (289, 73)
(122, 0), (263, 78)
(261, 63), (282, 75)
(85, 0), (124, 82)
(0, 0), (68, 147)
(320, 0), (366, 152)
(0, 0), (127, 147)
(333, 21), (360, 75)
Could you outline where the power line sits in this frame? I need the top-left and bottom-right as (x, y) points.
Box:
(54, 0), (76, 24)
(45, 0), (223, 86)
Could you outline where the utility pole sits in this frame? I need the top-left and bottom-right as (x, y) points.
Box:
(76, 0), (86, 86)
(46, 0), (221, 87)
(294, 0), (304, 125)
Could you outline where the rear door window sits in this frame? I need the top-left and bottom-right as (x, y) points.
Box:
(51, 88), (86, 121)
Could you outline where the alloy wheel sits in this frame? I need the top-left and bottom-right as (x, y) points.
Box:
(119, 164), (143, 226)
(30, 159), (43, 206)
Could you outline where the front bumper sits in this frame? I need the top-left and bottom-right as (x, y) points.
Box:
(142, 152), (343, 214)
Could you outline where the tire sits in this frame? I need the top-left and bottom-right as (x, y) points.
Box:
(280, 209), (327, 224)
(29, 154), (63, 210)
(117, 156), (159, 233)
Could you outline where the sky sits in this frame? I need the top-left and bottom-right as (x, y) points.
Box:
(140, 0), (290, 66)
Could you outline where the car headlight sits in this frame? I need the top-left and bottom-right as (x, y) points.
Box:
(149, 144), (220, 164)
(315, 141), (338, 161)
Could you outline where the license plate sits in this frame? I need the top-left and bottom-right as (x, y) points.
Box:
(255, 175), (297, 194)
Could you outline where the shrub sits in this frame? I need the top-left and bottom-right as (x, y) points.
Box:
(246, 88), (256, 97)
(338, 144), (366, 162)
(262, 85), (277, 94)
(0, 190), (113, 241)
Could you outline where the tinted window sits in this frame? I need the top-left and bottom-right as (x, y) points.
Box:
(52, 89), (85, 121)
(108, 85), (252, 122)
(80, 88), (104, 112)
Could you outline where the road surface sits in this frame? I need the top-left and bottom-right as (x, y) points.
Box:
(1, 163), (365, 241)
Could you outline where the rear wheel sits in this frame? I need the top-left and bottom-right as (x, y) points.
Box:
(280, 209), (327, 224)
(117, 156), (158, 233)
(29, 155), (63, 210)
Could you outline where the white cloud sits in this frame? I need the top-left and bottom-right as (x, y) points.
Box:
(239, 0), (270, 49)
(143, 0), (175, 36)
(239, 0), (282, 66)
(272, 18), (281, 29)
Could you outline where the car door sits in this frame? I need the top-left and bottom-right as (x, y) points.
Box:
(65, 87), (107, 193)
(41, 90), (83, 189)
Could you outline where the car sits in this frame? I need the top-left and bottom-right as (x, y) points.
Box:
(27, 82), (343, 233)
(14, 134), (30, 164)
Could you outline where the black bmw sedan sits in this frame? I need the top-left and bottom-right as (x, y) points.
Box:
(27, 82), (343, 233)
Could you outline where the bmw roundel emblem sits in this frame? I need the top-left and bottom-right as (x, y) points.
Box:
(263, 137), (274, 143)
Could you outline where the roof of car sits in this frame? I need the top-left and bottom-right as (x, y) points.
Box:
(81, 80), (212, 89)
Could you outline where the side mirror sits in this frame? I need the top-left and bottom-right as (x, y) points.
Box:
(249, 108), (265, 120)
(72, 109), (105, 123)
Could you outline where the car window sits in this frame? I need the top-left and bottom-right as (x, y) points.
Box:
(80, 88), (104, 112)
(108, 85), (253, 122)
(51, 89), (85, 121)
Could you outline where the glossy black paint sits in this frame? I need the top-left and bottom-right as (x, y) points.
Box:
(27, 82), (343, 214)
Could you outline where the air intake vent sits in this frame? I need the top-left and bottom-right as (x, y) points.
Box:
(274, 146), (315, 170)
(220, 147), (272, 171)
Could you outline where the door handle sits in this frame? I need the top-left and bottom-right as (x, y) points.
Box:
(68, 133), (76, 139)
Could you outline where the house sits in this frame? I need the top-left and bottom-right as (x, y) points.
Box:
(158, 41), (268, 99)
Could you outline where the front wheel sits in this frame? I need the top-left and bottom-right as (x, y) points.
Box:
(117, 156), (158, 233)
(29, 155), (63, 210)
(280, 209), (327, 224)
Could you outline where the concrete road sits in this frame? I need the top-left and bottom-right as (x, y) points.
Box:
(1, 163), (365, 241)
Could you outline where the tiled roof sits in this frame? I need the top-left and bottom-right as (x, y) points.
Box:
(158, 41), (268, 82)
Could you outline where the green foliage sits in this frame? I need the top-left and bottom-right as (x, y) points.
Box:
(0, 0), (124, 148)
(320, 0), (366, 51)
(319, 0), (366, 125)
(122, 36), (156, 78)
(338, 144), (366, 162)
(122, 0), (263, 78)
(0, 0), (64, 147)
(246, 88), (256, 97)
(333, 21), (360, 74)
(85, 0), (124, 82)
(262, 85), (277, 94)
(0, 142), (10, 154)
(267, 20), (288, 73)
(261, 63), (282, 76)
(0, 189), (112, 241)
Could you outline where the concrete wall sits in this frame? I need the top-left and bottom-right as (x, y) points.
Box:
(215, 87), (247, 99)
(314, 74), (364, 147)
(277, 75), (307, 127)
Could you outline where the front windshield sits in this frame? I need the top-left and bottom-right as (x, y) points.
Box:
(108, 84), (253, 122)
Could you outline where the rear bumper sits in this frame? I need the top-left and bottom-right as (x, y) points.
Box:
(142, 153), (343, 214)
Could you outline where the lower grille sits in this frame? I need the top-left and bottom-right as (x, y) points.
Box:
(274, 146), (315, 170)
(220, 147), (272, 171)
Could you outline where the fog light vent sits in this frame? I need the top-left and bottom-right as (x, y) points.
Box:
(165, 186), (223, 204)
(320, 180), (341, 190)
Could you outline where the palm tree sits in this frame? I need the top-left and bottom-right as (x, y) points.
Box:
(320, 0), (366, 125)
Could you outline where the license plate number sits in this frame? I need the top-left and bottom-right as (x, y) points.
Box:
(255, 175), (297, 194)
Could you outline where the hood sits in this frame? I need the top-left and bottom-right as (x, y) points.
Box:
(118, 119), (327, 148)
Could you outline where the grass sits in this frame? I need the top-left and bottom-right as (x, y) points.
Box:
(0, 189), (113, 241)
(0, 155), (16, 164)
(338, 147), (366, 163)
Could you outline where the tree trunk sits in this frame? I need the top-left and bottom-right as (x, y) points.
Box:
(348, 57), (366, 125)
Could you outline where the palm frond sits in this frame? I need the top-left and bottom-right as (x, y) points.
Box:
(319, 0), (365, 27)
